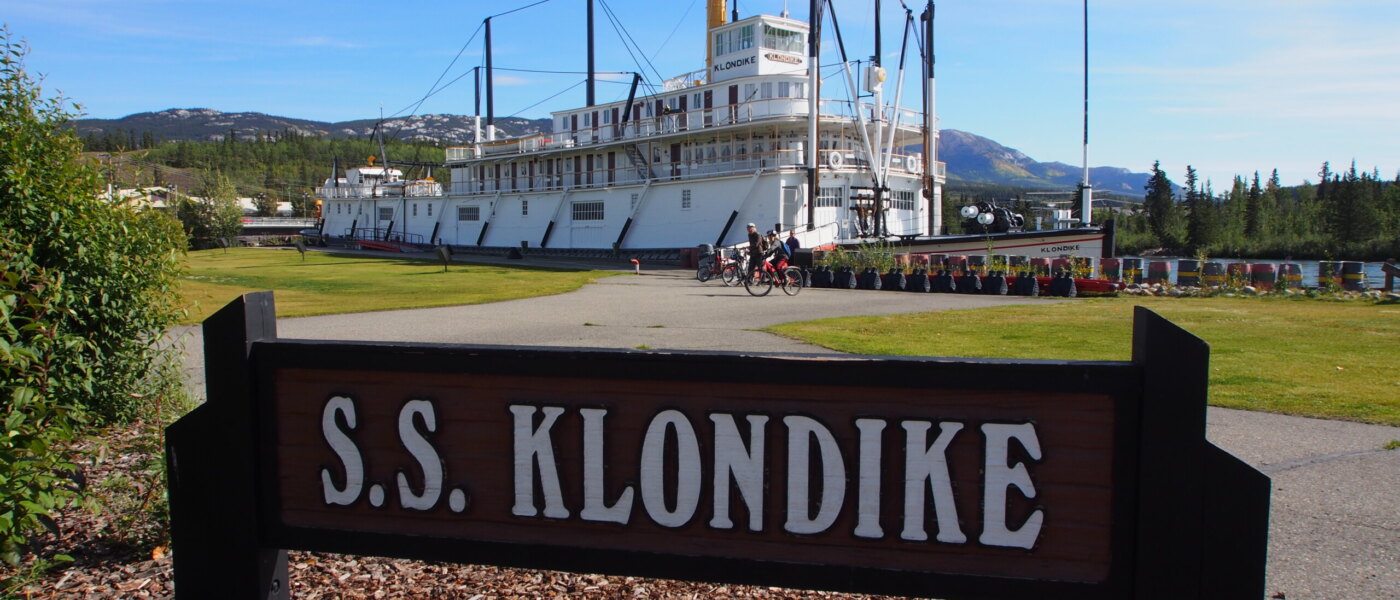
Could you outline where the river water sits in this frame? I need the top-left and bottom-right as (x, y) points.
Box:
(1118, 257), (1392, 289)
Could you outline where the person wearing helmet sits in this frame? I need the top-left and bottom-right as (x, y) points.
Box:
(763, 229), (790, 280)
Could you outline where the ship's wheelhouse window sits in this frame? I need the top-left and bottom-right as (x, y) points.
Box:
(714, 32), (726, 56)
(817, 187), (844, 208)
(572, 200), (604, 221)
(378, 207), (393, 221)
(763, 25), (803, 53)
(681, 189), (692, 210)
(458, 205), (480, 221)
(735, 25), (754, 51)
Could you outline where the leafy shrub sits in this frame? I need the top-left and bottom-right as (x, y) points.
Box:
(2, 28), (190, 565)
(0, 241), (89, 565)
(1, 29), (187, 423)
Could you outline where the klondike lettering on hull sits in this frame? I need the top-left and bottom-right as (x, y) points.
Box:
(166, 292), (1271, 600)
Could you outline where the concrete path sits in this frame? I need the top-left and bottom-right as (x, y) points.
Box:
(172, 259), (1399, 599)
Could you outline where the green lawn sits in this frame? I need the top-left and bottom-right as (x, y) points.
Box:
(767, 296), (1400, 426)
(178, 248), (618, 324)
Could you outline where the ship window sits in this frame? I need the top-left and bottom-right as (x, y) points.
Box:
(602, 110), (611, 125)
(572, 200), (604, 221)
(522, 199), (529, 216)
(715, 32), (726, 56)
(817, 187), (843, 208)
(761, 82), (773, 99)
(681, 189), (692, 210)
(583, 113), (591, 126)
(892, 190), (916, 211)
(458, 205), (480, 221)
(736, 25), (754, 51)
(378, 207), (393, 221)
(763, 25), (803, 54)
(743, 83), (757, 101)
(630, 193), (639, 211)
(412, 203), (418, 217)
(793, 82), (805, 98)
(778, 81), (790, 97)
(427, 203), (433, 216)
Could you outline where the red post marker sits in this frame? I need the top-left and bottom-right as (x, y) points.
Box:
(630, 259), (640, 275)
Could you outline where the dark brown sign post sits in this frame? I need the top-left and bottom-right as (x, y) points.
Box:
(168, 292), (1269, 599)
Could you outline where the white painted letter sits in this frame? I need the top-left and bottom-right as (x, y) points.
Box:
(510, 405), (570, 518)
(396, 399), (443, 511)
(902, 421), (966, 543)
(580, 408), (634, 524)
(640, 410), (702, 528)
(320, 396), (363, 506)
(710, 413), (768, 531)
(854, 418), (886, 538)
(980, 423), (1044, 549)
(783, 416), (846, 535)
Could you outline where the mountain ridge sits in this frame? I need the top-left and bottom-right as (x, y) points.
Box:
(72, 108), (1149, 197)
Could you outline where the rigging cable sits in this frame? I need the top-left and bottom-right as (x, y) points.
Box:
(505, 80), (588, 119)
(597, 0), (667, 85)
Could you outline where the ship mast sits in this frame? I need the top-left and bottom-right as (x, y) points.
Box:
(922, 1), (939, 235)
(1080, 0), (1092, 226)
(806, 0), (822, 231)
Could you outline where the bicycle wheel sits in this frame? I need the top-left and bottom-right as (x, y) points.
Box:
(781, 266), (804, 296)
(720, 263), (739, 286)
(744, 268), (773, 296)
(696, 257), (714, 282)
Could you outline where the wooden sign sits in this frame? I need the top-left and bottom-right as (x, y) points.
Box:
(167, 293), (1270, 599)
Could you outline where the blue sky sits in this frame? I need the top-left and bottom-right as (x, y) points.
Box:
(8, 0), (1398, 188)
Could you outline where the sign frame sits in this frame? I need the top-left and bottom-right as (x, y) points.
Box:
(167, 292), (1270, 599)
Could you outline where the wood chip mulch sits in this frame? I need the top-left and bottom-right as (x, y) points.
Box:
(5, 423), (902, 599)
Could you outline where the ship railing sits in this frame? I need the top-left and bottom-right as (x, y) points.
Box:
(534, 98), (931, 152)
(316, 182), (443, 199)
(448, 147), (930, 196)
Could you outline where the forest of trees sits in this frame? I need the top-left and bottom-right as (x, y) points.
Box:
(1112, 161), (1400, 260)
(86, 130), (448, 217)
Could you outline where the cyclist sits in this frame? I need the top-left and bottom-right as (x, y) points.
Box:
(763, 229), (791, 280)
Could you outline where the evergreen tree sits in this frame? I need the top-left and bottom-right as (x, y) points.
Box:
(1142, 160), (1179, 248)
(1184, 166), (1218, 253)
(1244, 172), (1263, 240)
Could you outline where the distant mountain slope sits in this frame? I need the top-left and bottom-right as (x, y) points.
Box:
(73, 109), (1150, 196)
(937, 129), (1148, 197)
(72, 109), (550, 144)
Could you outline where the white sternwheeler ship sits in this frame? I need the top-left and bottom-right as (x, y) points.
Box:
(316, 0), (1111, 260)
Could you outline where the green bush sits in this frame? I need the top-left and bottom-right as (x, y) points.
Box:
(1, 29), (187, 423)
(0, 241), (89, 565)
(1, 29), (189, 565)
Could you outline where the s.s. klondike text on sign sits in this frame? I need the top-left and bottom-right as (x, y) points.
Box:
(166, 293), (1270, 600)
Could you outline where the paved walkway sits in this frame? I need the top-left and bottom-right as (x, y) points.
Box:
(173, 258), (1399, 599)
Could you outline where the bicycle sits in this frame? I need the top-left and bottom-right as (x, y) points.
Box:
(743, 258), (803, 297)
(697, 248), (744, 287)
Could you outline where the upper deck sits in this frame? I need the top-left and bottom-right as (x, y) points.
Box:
(445, 74), (930, 164)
